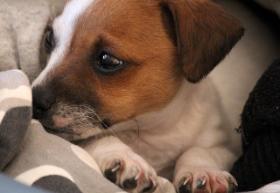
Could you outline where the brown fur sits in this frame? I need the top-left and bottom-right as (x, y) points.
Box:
(161, 0), (244, 82)
(48, 0), (182, 123)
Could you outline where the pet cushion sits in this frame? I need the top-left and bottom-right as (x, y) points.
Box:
(0, 0), (65, 80)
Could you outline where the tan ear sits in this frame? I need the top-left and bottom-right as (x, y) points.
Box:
(160, 0), (244, 82)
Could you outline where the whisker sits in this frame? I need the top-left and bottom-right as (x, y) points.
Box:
(54, 102), (127, 140)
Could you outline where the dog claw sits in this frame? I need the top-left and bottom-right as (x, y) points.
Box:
(178, 175), (192, 193)
(104, 160), (122, 183)
(141, 179), (156, 193)
(99, 152), (159, 193)
(227, 177), (238, 193)
(122, 177), (138, 190)
(122, 166), (140, 190)
(196, 176), (207, 189)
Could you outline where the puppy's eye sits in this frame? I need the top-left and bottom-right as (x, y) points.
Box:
(96, 52), (125, 74)
(44, 27), (56, 54)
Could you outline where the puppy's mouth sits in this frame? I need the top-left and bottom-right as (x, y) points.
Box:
(41, 118), (107, 141)
(44, 125), (75, 135)
(39, 114), (111, 141)
(34, 102), (114, 141)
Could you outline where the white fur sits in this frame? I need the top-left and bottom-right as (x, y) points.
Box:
(32, 0), (95, 87)
(85, 79), (234, 173)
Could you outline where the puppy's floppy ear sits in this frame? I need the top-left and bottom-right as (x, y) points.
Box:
(160, 0), (244, 82)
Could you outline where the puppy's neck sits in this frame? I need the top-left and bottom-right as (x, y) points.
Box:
(110, 80), (207, 133)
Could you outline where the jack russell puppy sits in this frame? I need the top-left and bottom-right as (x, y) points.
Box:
(32, 0), (279, 193)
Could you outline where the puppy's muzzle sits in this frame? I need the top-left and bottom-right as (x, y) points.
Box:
(32, 85), (110, 141)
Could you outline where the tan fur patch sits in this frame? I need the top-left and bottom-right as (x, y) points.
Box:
(36, 0), (243, 136)
(49, 0), (182, 123)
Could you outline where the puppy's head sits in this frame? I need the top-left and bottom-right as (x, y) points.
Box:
(33, 0), (244, 141)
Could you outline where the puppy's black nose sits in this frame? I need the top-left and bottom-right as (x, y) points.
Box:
(32, 86), (56, 119)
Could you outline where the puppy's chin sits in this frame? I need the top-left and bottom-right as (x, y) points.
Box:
(40, 115), (104, 141)
(35, 102), (109, 141)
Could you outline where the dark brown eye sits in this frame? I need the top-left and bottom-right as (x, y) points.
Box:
(44, 27), (56, 54)
(96, 52), (126, 74)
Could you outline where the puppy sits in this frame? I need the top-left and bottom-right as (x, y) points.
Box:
(32, 0), (279, 193)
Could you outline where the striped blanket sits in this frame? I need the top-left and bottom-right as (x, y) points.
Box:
(0, 70), (31, 170)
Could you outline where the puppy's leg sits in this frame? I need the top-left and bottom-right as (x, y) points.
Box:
(174, 146), (237, 193)
(85, 136), (158, 193)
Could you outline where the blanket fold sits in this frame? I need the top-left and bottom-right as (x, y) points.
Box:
(0, 70), (31, 170)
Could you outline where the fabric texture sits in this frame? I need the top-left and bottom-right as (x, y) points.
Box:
(5, 120), (124, 193)
(0, 0), (66, 81)
(0, 70), (31, 170)
(231, 59), (280, 191)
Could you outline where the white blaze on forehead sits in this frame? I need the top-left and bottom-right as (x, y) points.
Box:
(32, 0), (95, 87)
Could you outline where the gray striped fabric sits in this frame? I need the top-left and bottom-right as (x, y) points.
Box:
(0, 70), (31, 170)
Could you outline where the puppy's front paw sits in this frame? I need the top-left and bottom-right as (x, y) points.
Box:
(98, 151), (158, 193)
(174, 168), (237, 193)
